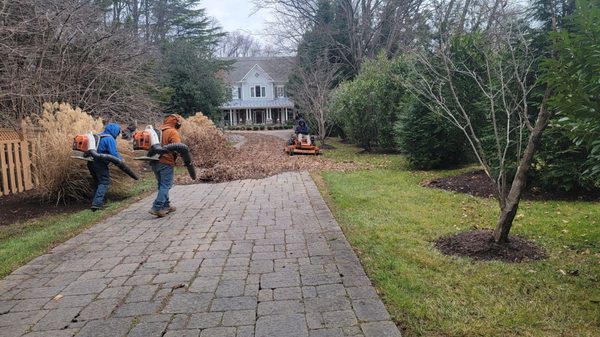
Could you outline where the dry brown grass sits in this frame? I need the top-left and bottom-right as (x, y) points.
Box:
(28, 103), (139, 203)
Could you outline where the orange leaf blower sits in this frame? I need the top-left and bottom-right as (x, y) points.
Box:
(132, 126), (196, 180)
(71, 131), (139, 180)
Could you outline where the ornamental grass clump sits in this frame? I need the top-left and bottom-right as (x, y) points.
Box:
(28, 102), (138, 203)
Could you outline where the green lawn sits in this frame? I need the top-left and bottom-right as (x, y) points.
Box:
(317, 139), (600, 337)
(0, 176), (155, 278)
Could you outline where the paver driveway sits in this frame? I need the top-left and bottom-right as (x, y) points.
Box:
(0, 172), (401, 337)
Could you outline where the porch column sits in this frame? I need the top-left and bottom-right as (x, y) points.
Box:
(284, 108), (288, 122)
(229, 110), (233, 126)
(246, 109), (249, 124)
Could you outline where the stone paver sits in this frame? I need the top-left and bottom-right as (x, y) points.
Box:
(0, 172), (400, 336)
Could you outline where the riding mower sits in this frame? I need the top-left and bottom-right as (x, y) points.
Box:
(285, 134), (321, 155)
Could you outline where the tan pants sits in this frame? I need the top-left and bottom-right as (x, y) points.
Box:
(297, 133), (311, 145)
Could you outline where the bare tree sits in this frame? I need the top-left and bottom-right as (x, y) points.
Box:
(0, 0), (159, 124)
(254, 0), (426, 73)
(426, 0), (508, 41)
(289, 55), (339, 146)
(216, 30), (285, 58)
(406, 3), (553, 243)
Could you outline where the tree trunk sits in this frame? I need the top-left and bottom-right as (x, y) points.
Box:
(493, 91), (552, 243)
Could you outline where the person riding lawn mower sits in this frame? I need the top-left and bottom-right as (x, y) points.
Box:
(285, 117), (321, 155)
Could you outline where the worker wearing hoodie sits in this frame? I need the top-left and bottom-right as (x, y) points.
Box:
(295, 118), (311, 145)
(88, 123), (122, 211)
(149, 114), (182, 217)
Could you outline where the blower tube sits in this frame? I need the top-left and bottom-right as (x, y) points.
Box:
(88, 150), (139, 180)
(147, 143), (196, 180)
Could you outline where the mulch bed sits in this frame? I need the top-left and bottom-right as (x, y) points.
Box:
(0, 191), (89, 227)
(427, 171), (497, 198)
(435, 230), (547, 262)
(427, 170), (600, 201)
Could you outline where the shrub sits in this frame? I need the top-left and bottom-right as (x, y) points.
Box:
(28, 102), (138, 202)
(531, 125), (598, 192)
(394, 100), (467, 169)
(330, 55), (407, 150)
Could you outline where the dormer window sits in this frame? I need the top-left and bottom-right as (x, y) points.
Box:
(251, 85), (266, 98)
(276, 85), (285, 98)
(231, 86), (242, 99)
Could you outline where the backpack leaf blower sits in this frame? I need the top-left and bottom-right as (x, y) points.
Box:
(133, 126), (197, 180)
(72, 131), (139, 180)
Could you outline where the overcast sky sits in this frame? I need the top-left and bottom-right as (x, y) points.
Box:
(203, 0), (272, 37)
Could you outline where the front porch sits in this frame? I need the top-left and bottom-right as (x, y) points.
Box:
(225, 107), (294, 126)
(221, 98), (295, 126)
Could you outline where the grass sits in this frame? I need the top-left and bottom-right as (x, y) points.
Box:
(0, 176), (155, 278)
(315, 139), (600, 337)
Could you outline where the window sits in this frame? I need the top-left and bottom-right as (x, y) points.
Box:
(231, 86), (238, 100)
(251, 85), (266, 98)
(276, 86), (285, 98)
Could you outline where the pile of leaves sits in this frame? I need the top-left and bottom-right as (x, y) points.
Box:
(176, 132), (361, 184)
(179, 113), (233, 168)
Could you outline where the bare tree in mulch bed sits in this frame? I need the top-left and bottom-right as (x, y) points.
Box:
(406, 3), (557, 260)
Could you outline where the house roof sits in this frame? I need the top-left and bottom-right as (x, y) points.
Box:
(221, 98), (295, 110)
(222, 57), (295, 83)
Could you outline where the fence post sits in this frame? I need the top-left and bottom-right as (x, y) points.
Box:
(0, 143), (8, 196)
(20, 141), (33, 190)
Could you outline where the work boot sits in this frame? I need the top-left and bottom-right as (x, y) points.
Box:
(91, 205), (103, 212)
(165, 206), (177, 214)
(149, 209), (167, 218)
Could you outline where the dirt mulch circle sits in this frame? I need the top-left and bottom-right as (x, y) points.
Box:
(426, 170), (600, 201)
(427, 171), (496, 198)
(175, 133), (364, 184)
(435, 230), (547, 262)
(0, 191), (89, 227)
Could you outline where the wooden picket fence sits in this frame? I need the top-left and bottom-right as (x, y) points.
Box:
(0, 128), (37, 196)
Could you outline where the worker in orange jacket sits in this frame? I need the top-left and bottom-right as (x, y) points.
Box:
(149, 114), (182, 218)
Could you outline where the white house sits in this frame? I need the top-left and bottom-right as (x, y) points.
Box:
(220, 57), (295, 125)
